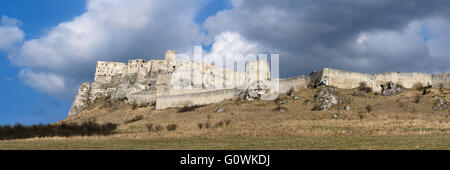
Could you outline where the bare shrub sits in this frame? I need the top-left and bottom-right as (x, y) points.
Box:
(0, 121), (117, 140)
(166, 124), (177, 131)
(197, 123), (204, 129)
(311, 105), (321, 111)
(413, 82), (424, 91)
(286, 87), (295, 96)
(204, 122), (211, 129)
(146, 123), (154, 131)
(178, 105), (202, 113)
(125, 115), (144, 124)
(357, 82), (373, 93)
(358, 112), (365, 122)
(215, 121), (224, 128)
(224, 119), (231, 126)
(365, 105), (372, 113)
(414, 95), (421, 103)
(131, 103), (138, 110)
(439, 83), (444, 94)
(154, 125), (164, 131)
(146, 123), (163, 132)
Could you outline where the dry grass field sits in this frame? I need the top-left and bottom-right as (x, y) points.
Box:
(1, 88), (449, 150)
(1, 135), (449, 150)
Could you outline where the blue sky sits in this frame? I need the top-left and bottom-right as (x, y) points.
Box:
(0, 0), (231, 125)
(0, 0), (449, 125)
(0, 0), (87, 125)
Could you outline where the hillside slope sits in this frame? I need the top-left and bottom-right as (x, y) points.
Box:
(59, 88), (450, 138)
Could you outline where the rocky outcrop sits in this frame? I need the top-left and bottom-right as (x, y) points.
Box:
(381, 81), (403, 96)
(68, 83), (91, 117)
(344, 105), (352, 111)
(242, 81), (270, 100)
(68, 52), (177, 117)
(274, 97), (289, 104)
(313, 87), (338, 111)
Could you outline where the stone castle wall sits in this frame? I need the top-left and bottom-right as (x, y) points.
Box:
(156, 89), (243, 110)
(278, 76), (308, 93)
(317, 68), (446, 92)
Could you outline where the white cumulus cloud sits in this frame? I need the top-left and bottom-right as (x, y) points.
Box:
(19, 70), (67, 97)
(0, 16), (24, 52)
(1, 0), (208, 98)
(204, 31), (262, 65)
(2, 0), (450, 99)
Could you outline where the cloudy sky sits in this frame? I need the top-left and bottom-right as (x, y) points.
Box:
(1, 0), (449, 124)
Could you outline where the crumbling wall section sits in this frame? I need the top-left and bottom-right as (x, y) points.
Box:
(94, 61), (126, 81)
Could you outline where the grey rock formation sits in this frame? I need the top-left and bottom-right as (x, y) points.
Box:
(433, 98), (448, 110)
(313, 87), (338, 111)
(216, 107), (226, 113)
(381, 81), (403, 96)
(244, 81), (270, 100)
(275, 97), (289, 104)
(344, 105), (352, 111)
(68, 82), (91, 117)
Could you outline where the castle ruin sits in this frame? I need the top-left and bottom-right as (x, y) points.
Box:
(68, 50), (450, 117)
(68, 50), (271, 116)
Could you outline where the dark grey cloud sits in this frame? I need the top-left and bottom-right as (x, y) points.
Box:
(1, 0), (450, 99)
(204, 0), (450, 77)
(1, 0), (207, 98)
